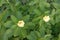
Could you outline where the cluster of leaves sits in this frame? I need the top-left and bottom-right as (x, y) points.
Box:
(0, 0), (60, 40)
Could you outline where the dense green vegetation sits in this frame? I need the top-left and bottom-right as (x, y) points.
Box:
(0, 0), (60, 40)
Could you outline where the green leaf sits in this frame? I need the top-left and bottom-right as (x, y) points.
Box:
(3, 29), (13, 40)
(58, 34), (60, 40)
(27, 31), (37, 40)
(0, 0), (6, 6)
(22, 15), (30, 22)
(11, 15), (18, 23)
(3, 25), (17, 40)
(4, 21), (13, 28)
(44, 34), (52, 40)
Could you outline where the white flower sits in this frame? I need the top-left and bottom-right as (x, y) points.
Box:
(17, 20), (25, 27)
(43, 16), (50, 22)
